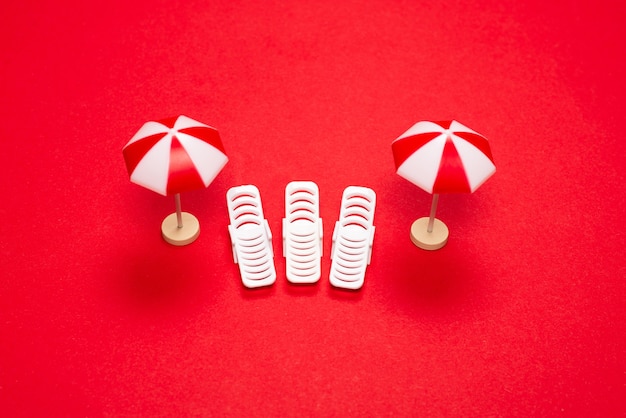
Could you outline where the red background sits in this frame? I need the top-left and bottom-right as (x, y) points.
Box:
(1, 0), (625, 416)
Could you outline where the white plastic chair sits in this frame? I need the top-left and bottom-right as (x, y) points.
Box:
(330, 186), (376, 290)
(227, 185), (276, 288)
(283, 181), (323, 284)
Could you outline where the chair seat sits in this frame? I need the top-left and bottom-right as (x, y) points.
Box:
(227, 185), (276, 288)
(330, 186), (376, 290)
(283, 181), (322, 284)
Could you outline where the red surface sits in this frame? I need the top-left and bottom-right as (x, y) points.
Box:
(1, 1), (625, 416)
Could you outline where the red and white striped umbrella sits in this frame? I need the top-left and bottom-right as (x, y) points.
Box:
(392, 120), (495, 194)
(123, 115), (228, 245)
(123, 115), (228, 196)
(391, 120), (495, 250)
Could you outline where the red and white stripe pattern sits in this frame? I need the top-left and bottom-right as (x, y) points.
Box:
(123, 115), (228, 196)
(392, 120), (495, 193)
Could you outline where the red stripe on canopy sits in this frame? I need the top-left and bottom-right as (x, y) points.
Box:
(432, 121), (452, 129)
(392, 131), (442, 168)
(432, 137), (471, 193)
(166, 135), (206, 195)
(453, 131), (495, 163)
(156, 116), (179, 129)
(177, 126), (226, 154)
(122, 133), (167, 175)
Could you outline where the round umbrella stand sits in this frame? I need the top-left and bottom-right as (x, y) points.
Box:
(410, 218), (448, 250)
(409, 193), (448, 250)
(161, 193), (200, 246)
(161, 212), (200, 246)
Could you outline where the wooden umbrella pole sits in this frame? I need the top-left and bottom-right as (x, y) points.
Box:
(175, 193), (183, 228)
(427, 193), (439, 233)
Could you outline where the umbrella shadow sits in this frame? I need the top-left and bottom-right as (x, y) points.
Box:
(385, 247), (486, 319)
(376, 168), (492, 320)
(113, 245), (209, 313)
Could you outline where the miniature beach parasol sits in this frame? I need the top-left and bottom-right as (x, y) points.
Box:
(392, 120), (495, 250)
(123, 115), (228, 245)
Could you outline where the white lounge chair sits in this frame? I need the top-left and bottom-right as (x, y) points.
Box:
(330, 186), (376, 290)
(283, 181), (323, 284)
(227, 185), (276, 288)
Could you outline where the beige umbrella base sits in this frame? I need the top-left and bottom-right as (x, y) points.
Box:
(161, 212), (200, 246)
(410, 217), (449, 250)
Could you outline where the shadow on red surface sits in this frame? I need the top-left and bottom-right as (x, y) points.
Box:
(285, 282), (321, 297)
(384, 246), (487, 319)
(114, 246), (208, 312)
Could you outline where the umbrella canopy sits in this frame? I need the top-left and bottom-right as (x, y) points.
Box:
(123, 115), (228, 196)
(392, 120), (495, 194)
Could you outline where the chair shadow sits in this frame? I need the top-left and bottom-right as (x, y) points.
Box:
(285, 281), (321, 297)
(239, 282), (277, 299)
(326, 284), (365, 302)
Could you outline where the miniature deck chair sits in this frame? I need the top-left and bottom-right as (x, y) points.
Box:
(330, 186), (376, 290)
(283, 181), (323, 284)
(227, 185), (276, 288)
